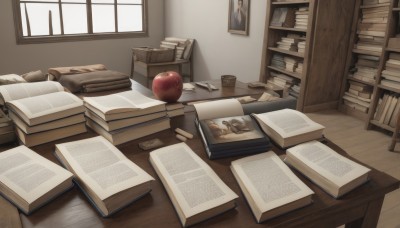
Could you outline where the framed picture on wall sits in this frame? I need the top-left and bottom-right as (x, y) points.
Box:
(228, 0), (250, 35)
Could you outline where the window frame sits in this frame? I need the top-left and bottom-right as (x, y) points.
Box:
(12, 0), (148, 44)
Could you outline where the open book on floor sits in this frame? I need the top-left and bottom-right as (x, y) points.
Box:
(54, 136), (155, 217)
(231, 151), (314, 223)
(0, 145), (73, 215)
(83, 90), (166, 121)
(285, 141), (371, 198)
(252, 109), (325, 148)
(193, 99), (271, 159)
(149, 143), (238, 227)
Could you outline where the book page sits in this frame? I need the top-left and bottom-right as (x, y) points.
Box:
(286, 141), (371, 187)
(253, 109), (324, 138)
(0, 146), (72, 204)
(8, 91), (84, 119)
(193, 99), (244, 120)
(83, 90), (165, 114)
(150, 143), (238, 218)
(55, 136), (154, 200)
(0, 81), (64, 104)
(231, 152), (313, 212)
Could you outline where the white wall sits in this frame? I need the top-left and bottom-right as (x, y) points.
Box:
(0, 0), (164, 76)
(165, 0), (267, 82)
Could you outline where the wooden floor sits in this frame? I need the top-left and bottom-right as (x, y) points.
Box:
(306, 109), (400, 228)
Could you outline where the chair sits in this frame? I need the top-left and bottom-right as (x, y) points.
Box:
(131, 38), (195, 88)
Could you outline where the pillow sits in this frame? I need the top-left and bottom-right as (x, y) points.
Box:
(21, 70), (47, 82)
(0, 74), (26, 85)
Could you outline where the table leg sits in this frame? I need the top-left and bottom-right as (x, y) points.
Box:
(345, 197), (384, 228)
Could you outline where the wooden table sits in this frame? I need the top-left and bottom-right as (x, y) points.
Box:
(178, 80), (271, 104)
(9, 111), (398, 228)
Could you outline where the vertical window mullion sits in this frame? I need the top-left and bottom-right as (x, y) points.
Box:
(87, 0), (93, 34)
(58, 0), (64, 35)
(114, 0), (118, 33)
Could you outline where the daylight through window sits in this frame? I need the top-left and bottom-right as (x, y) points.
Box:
(13, 0), (147, 44)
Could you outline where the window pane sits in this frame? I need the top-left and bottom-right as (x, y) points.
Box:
(62, 4), (87, 34)
(118, 5), (142, 32)
(22, 3), (61, 36)
(118, 0), (142, 4)
(92, 0), (114, 4)
(61, 0), (86, 2)
(92, 5), (115, 33)
(22, 0), (58, 2)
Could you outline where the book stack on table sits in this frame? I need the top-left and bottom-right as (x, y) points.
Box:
(0, 109), (15, 145)
(0, 81), (87, 147)
(84, 90), (170, 145)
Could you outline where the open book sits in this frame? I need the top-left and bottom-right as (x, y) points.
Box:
(0, 81), (64, 106)
(6, 91), (85, 126)
(231, 152), (314, 223)
(252, 109), (324, 148)
(285, 141), (371, 198)
(193, 99), (270, 159)
(149, 143), (238, 227)
(83, 90), (166, 121)
(0, 146), (73, 215)
(54, 136), (155, 217)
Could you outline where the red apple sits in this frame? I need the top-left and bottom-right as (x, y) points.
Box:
(152, 71), (183, 103)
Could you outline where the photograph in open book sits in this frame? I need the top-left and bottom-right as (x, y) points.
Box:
(201, 116), (265, 144)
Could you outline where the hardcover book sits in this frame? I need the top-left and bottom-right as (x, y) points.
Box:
(55, 136), (155, 217)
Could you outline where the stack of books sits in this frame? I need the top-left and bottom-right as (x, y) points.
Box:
(0, 109), (15, 145)
(283, 56), (298, 72)
(270, 7), (296, 28)
(289, 83), (301, 98)
(297, 41), (306, 53)
(350, 55), (378, 84)
(355, 5), (389, 54)
(342, 81), (373, 113)
(374, 93), (400, 127)
(83, 90), (170, 145)
(268, 72), (295, 92)
(271, 53), (285, 69)
(166, 102), (185, 117)
(0, 81), (87, 147)
(296, 62), (303, 74)
(294, 7), (309, 30)
(381, 53), (400, 89)
(276, 37), (298, 52)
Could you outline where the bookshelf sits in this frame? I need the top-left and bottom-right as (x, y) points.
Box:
(260, 0), (355, 112)
(339, 0), (391, 122)
(366, 0), (400, 133)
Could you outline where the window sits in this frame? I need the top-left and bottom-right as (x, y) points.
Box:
(12, 0), (147, 44)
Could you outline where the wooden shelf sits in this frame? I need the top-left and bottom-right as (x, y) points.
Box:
(360, 3), (390, 9)
(386, 47), (400, 52)
(352, 49), (382, 56)
(393, 7), (400, 11)
(268, 66), (302, 80)
(378, 84), (400, 93)
(268, 47), (305, 58)
(269, 26), (307, 33)
(347, 76), (375, 86)
(339, 104), (369, 122)
(272, 0), (309, 5)
(370, 120), (395, 132)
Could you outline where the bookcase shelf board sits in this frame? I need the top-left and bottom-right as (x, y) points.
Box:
(339, 104), (369, 122)
(393, 7), (400, 11)
(370, 119), (396, 132)
(360, 3), (390, 8)
(347, 76), (375, 86)
(352, 49), (382, 57)
(378, 84), (400, 93)
(385, 47), (400, 52)
(260, 0), (355, 112)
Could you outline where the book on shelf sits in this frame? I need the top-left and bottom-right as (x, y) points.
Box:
(54, 136), (155, 217)
(383, 96), (397, 125)
(285, 141), (371, 198)
(389, 98), (400, 128)
(87, 116), (170, 146)
(83, 90), (166, 121)
(0, 145), (73, 215)
(231, 151), (314, 223)
(193, 99), (270, 159)
(381, 79), (400, 90)
(252, 109), (324, 148)
(0, 81), (64, 106)
(270, 7), (296, 28)
(149, 142), (238, 227)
